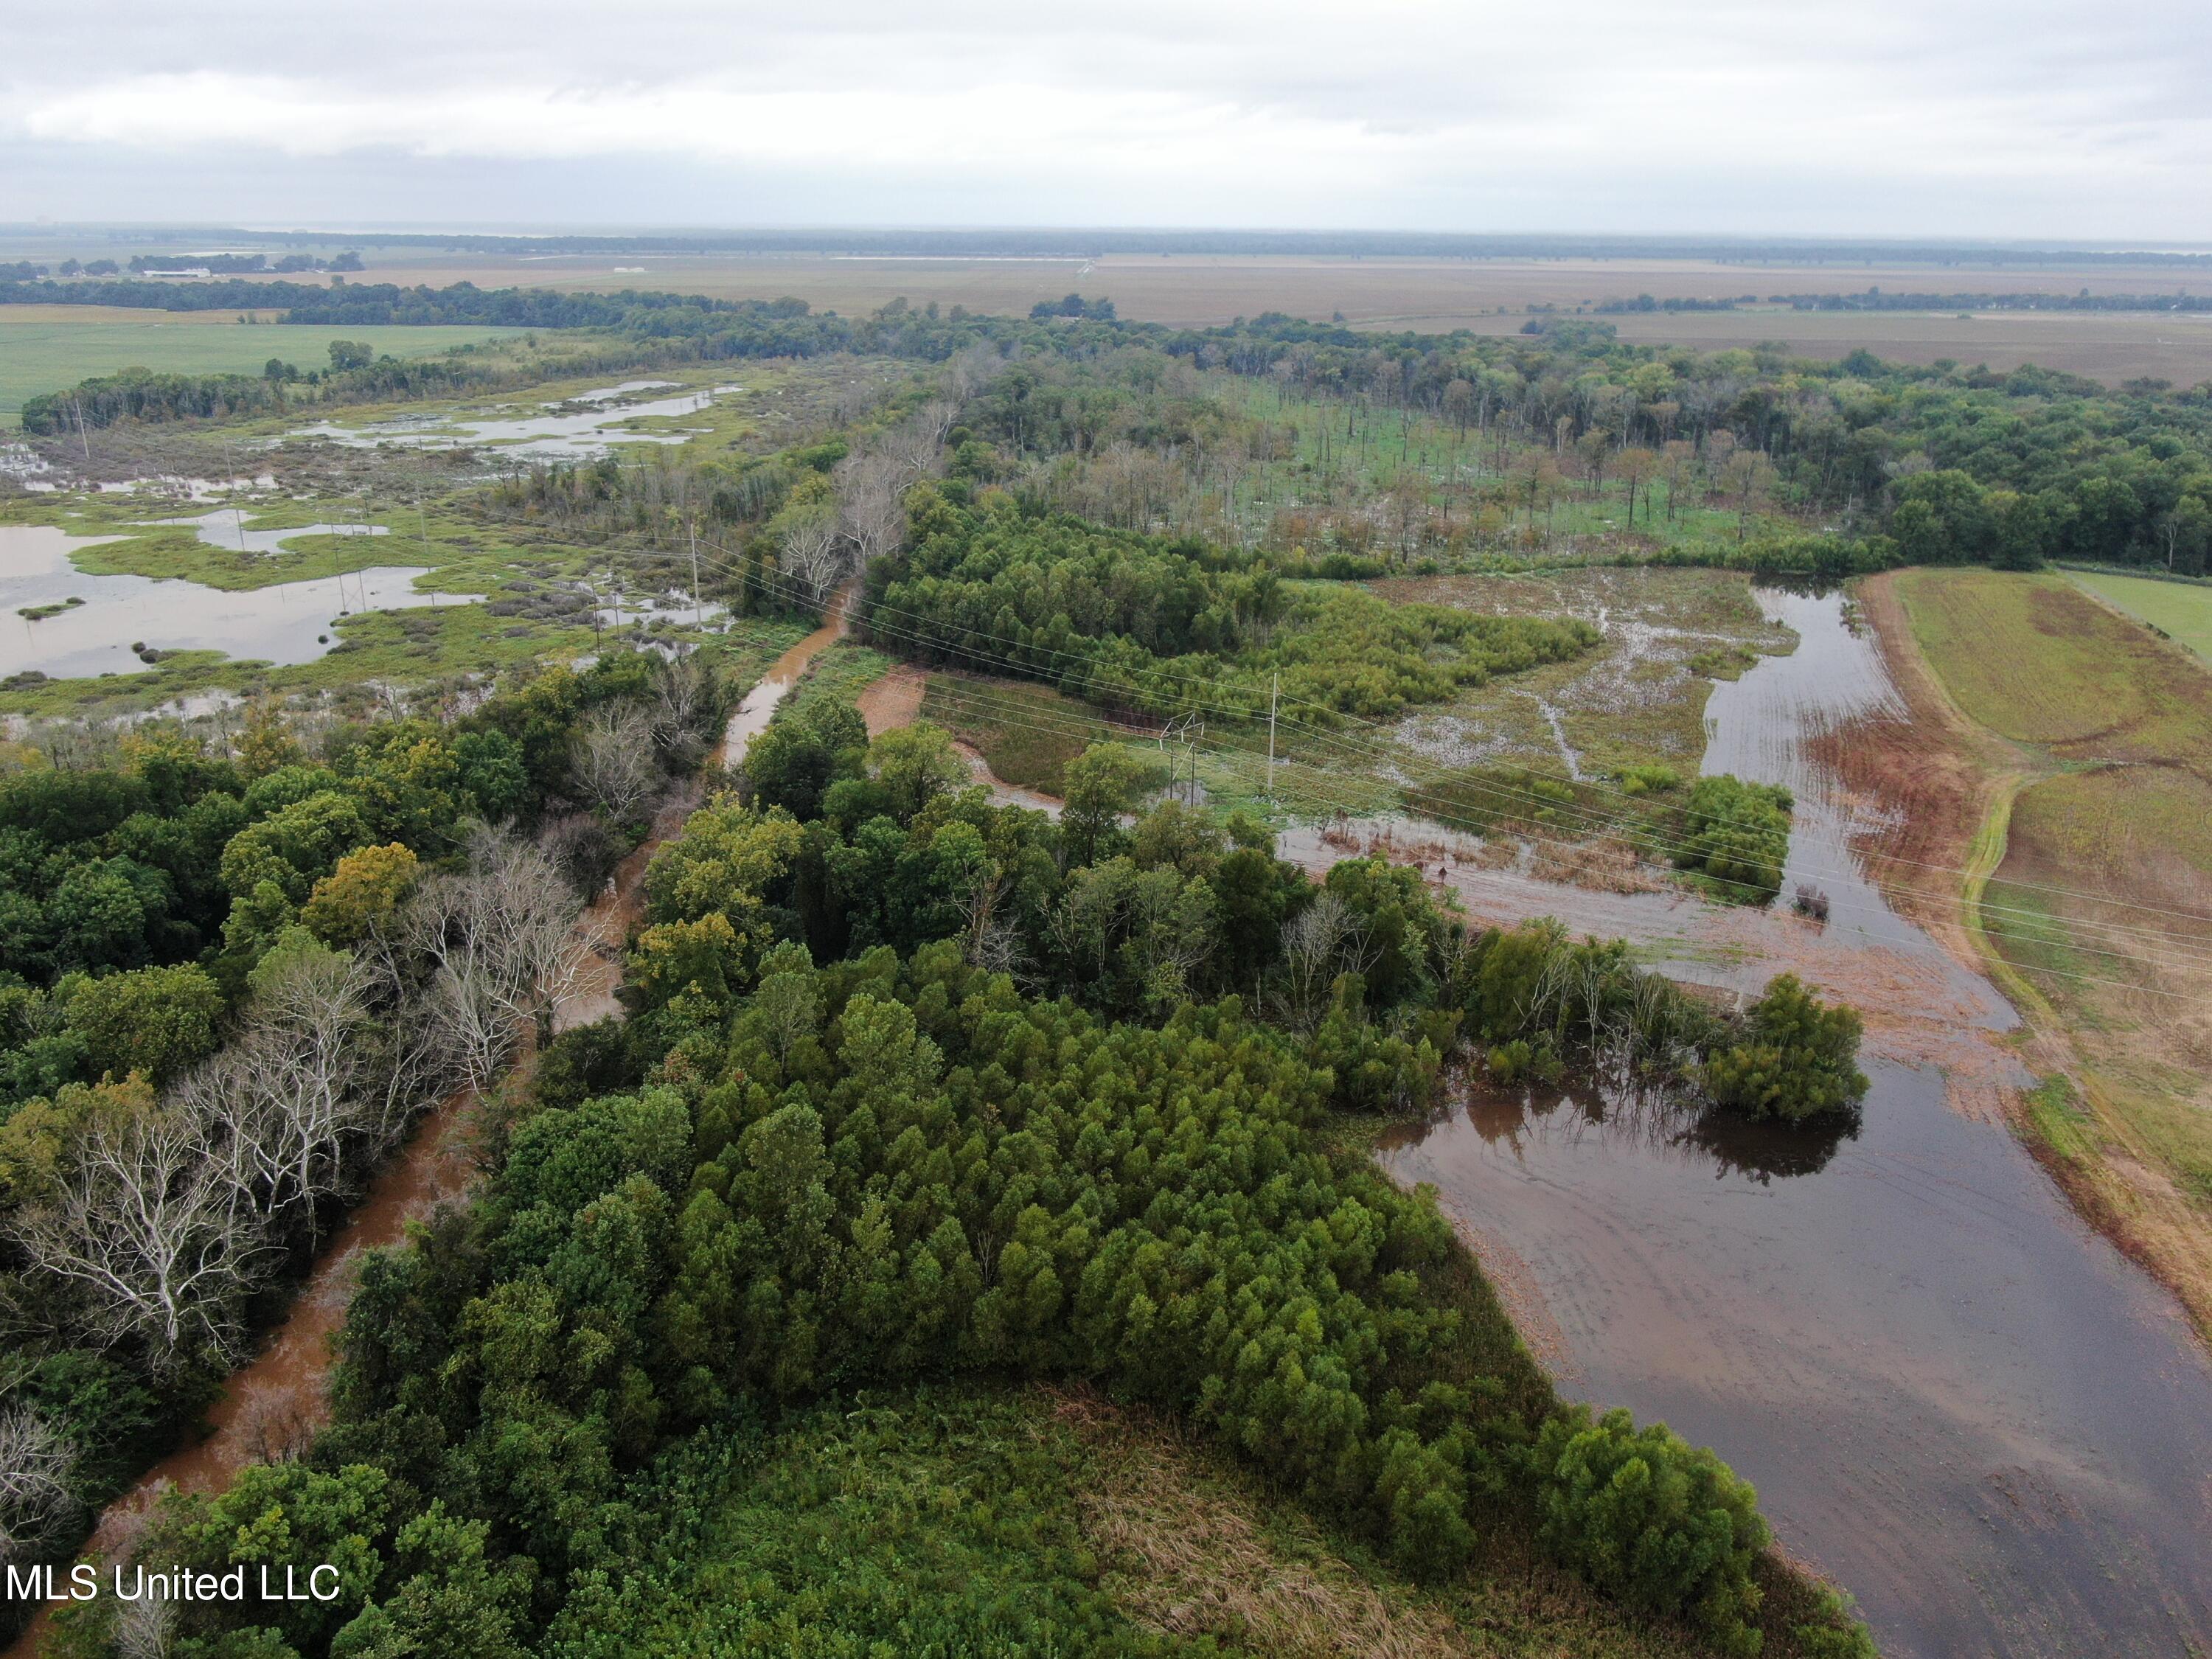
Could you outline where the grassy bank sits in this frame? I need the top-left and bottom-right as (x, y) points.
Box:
(0, 310), (525, 424)
(2066, 566), (2212, 669)
(1889, 566), (2212, 1338)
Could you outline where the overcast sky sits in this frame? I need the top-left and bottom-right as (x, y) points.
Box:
(5, 0), (2209, 237)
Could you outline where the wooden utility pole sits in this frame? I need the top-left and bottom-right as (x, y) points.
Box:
(689, 522), (704, 628)
(1267, 672), (1278, 804)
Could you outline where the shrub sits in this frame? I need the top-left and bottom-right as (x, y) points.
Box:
(1702, 973), (1868, 1121)
(1536, 1405), (1770, 1655)
(1677, 775), (1792, 904)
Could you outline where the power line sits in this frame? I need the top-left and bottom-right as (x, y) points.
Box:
(670, 531), (2212, 946)
(477, 514), (2212, 955)
(896, 672), (2212, 1002)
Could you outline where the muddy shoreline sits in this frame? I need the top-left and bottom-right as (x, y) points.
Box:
(1378, 584), (2212, 1658)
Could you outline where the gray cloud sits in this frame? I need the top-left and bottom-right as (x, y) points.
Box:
(4, 1), (2208, 234)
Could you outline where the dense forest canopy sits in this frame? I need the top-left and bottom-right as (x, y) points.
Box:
(0, 653), (734, 1637)
(865, 490), (1596, 720)
(0, 670), (1872, 1656)
(16, 276), (2211, 572)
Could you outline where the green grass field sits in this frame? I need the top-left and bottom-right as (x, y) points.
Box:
(0, 307), (525, 424)
(1895, 565), (2212, 1332)
(1896, 568), (2212, 768)
(2068, 568), (2212, 669)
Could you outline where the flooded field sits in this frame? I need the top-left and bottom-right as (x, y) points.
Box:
(149, 507), (389, 556)
(293, 378), (740, 462)
(0, 524), (474, 678)
(1382, 1065), (2212, 1658)
(1374, 587), (2212, 1658)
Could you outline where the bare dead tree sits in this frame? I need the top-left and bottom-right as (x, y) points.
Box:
(778, 509), (848, 606)
(7, 1110), (271, 1369)
(647, 654), (711, 759)
(835, 449), (913, 568)
(406, 830), (592, 1080)
(175, 945), (385, 1242)
(111, 1575), (176, 1659)
(914, 397), (959, 451)
(0, 1407), (77, 1565)
(946, 344), (1002, 402)
(570, 702), (660, 824)
(1277, 892), (1375, 1031)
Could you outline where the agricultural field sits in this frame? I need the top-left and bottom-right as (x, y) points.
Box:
(0, 305), (526, 423)
(1885, 566), (2212, 1327)
(139, 246), (2212, 383)
(1894, 568), (2212, 766)
(2068, 567), (2212, 667)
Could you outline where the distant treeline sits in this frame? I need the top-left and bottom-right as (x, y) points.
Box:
(1598, 288), (2212, 314)
(21, 356), (509, 434)
(1775, 288), (2212, 313)
(0, 276), (731, 326)
(7, 224), (2212, 266)
(18, 276), (2212, 576)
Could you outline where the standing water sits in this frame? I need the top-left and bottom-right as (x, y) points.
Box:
(0, 525), (477, 680)
(1384, 588), (2212, 1657)
(713, 584), (856, 764)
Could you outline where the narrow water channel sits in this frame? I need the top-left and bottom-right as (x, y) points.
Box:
(713, 582), (856, 764)
(1382, 588), (2212, 1658)
(4, 611), (853, 1658)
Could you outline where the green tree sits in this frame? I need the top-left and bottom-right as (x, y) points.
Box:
(302, 843), (422, 945)
(1536, 1405), (1769, 1655)
(1702, 973), (1868, 1121)
(863, 723), (967, 825)
(644, 797), (804, 926)
(1060, 744), (1150, 867)
(745, 700), (868, 821)
(64, 961), (223, 1083)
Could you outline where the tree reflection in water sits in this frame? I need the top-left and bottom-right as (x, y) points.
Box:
(1439, 1071), (1859, 1183)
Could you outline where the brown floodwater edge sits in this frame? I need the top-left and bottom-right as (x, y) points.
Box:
(1382, 1067), (2212, 1659)
(1373, 585), (2212, 1658)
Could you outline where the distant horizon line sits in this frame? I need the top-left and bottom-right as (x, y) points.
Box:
(4, 223), (2211, 263)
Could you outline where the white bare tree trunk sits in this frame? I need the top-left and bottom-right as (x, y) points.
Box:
(1278, 892), (1373, 1030)
(570, 702), (660, 822)
(175, 945), (384, 1240)
(779, 511), (848, 606)
(405, 830), (591, 1085)
(7, 1110), (270, 1369)
(649, 655), (710, 756)
(835, 450), (911, 569)
(0, 1408), (77, 1564)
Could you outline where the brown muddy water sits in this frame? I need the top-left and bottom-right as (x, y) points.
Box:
(714, 581), (856, 764)
(1380, 587), (2212, 1658)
